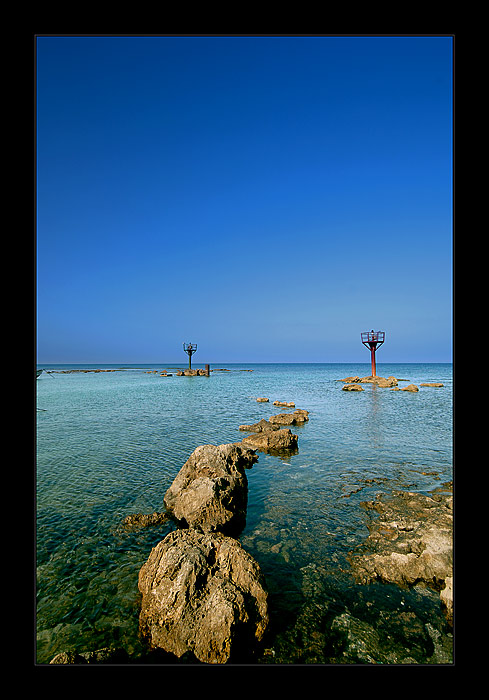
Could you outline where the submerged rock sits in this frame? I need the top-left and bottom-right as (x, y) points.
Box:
(50, 647), (129, 664)
(138, 529), (268, 664)
(348, 484), (453, 625)
(163, 443), (257, 536)
(121, 511), (169, 531)
(420, 383), (444, 388)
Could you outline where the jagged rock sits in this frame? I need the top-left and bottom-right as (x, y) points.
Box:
(138, 529), (268, 664)
(241, 428), (298, 454)
(342, 384), (364, 391)
(273, 401), (295, 407)
(340, 376), (361, 383)
(348, 485), (453, 624)
(239, 418), (280, 433)
(163, 443), (257, 536)
(256, 397), (269, 402)
(269, 410), (309, 426)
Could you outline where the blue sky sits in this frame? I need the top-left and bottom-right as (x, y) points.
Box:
(36, 35), (453, 364)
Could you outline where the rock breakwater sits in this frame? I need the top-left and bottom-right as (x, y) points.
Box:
(138, 442), (268, 664)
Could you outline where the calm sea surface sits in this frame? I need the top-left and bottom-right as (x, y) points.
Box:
(36, 363), (453, 664)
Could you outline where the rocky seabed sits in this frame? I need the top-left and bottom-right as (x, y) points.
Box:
(49, 389), (453, 665)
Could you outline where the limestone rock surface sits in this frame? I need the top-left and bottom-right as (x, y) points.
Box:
(241, 428), (298, 454)
(239, 418), (280, 433)
(138, 529), (268, 664)
(348, 485), (453, 625)
(163, 443), (257, 536)
(269, 410), (309, 426)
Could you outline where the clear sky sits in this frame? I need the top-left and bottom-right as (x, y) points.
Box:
(36, 35), (453, 364)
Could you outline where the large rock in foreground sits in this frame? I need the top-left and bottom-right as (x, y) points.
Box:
(163, 443), (257, 536)
(138, 529), (268, 664)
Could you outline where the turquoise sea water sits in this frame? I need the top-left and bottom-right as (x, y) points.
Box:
(35, 363), (453, 664)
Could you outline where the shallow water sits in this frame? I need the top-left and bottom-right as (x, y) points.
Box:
(36, 363), (453, 664)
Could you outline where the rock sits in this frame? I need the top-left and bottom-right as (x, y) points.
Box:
(348, 485), (453, 623)
(401, 384), (419, 392)
(420, 383), (444, 388)
(272, 400), (295, 407)
(340, 376), (361, 383)
(330, 612), (386, 664)
(269, 410), (309, 426)
(241, 428), (298, 454)
(121, 511), (169, 531)
(256, 397), (269, 402)
(239, 418), (280, 433)
(50, 651), (88, 664)
(50, 647), (129, 664)
(375, 376), (398, 388)
(342, 384), (364, 391)
(357, 376), (398, 387)
(138, 529), (268, 664)
(163, 443), (257, 536)
(440, 576), (453, 625)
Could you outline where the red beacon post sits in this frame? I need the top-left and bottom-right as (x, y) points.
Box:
(361, 330), (385, 377)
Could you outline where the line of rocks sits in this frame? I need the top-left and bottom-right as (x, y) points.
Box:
(341, 376), (444, 392)
(137, 401), (310, 663)
(49, 400), (311, 664)
(137, 443), (268, 664)
(236, 408), (309, 455)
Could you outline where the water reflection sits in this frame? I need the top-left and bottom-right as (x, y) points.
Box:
(366, 384), (383, 450)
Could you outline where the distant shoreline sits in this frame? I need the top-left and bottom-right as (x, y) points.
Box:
(37, 361), (453, 368)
